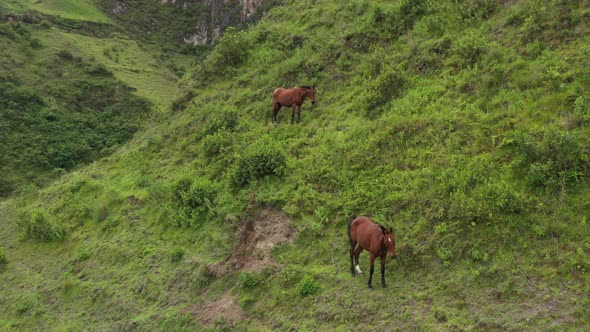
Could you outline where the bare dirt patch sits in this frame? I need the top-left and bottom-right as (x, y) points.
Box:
(227, 208), (297, 272)
(188, 209), (296, 326)
(186, 291), (244, 326)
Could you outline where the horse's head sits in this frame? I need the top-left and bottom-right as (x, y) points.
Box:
(308, 85), (317, 105)
(383, 228), (397, 259)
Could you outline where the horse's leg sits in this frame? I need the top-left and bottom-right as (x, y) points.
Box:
(297, 105), (301, 123)
(368, 253), (376, 289)
(291, 105), (296, 124)
(349, 240), (357, 276)
(354, 247), (363, 275)
(380, 255), (387, 288)
(272, 104), (280, 123)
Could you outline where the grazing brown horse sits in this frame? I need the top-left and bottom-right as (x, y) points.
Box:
(271, 85), (316, 123)
(348, 216), (397, 289)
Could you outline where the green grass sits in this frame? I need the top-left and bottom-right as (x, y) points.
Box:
(57, 31), (179, 108)
(1, 0), (110, 23)
(2, 0), (590, 330)
(10, 0), (113, 23)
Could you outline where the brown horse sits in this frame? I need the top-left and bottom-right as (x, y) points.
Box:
(271, 85), (316, 123)
(348, 216), (397, 289)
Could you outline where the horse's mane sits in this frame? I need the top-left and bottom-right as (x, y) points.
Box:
(298, 85), (313, 89)
(378, 224), (388, 234)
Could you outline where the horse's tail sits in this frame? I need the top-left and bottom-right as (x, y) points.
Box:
(347, 218), (354, 244)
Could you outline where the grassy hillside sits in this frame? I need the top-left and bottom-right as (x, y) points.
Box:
(1, 0), (110, 22)
(2, 0), (590, 330)
(0, 1), (181, 196)
(0, 21), (152, 196)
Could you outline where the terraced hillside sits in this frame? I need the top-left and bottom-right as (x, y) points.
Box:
(2, 0), (590, 330)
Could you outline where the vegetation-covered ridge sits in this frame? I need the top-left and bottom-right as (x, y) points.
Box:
(2, 0), (590, 330)
(0, 19), (152, 197)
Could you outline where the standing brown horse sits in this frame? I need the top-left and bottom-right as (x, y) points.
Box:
(271, 85), (316, 123)
(348, 216), (397, 289)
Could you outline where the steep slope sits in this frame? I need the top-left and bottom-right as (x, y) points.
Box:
(0, 1), (181, 196)
(2, 0), (590, 330)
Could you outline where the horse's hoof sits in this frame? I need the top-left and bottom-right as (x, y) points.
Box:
(368, 284), (373, 289)
(382, 284), (388, 289)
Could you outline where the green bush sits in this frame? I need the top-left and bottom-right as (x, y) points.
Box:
(202, 130), (234, 157)
(454, 29), (489, 67)
(57, 49), (75, 61)
(297, 275), (319, 297)
(239, 272), (260, 288)
(436, 247), (453, 267)
(355, 64), (408, 118)
(78, 248), (90, 261)
(205, 106), (240, 135)
(170, 248), (185, 263)
(230, 138), (287, 187)
(16, 209), (66, 242)
(503, 128), (590, 191)
(204, 27), (250, 75)
(172, 177), (217, 227)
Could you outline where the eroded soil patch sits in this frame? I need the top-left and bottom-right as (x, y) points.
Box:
(186, 291), (244, 326)
(227, 208), (296, 272)
(189, 209), (297, 325)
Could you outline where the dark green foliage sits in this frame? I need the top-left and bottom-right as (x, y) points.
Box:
(355, 64), (408, 118)
(78, 248), (90, 261)
(0, 50), (150, 196)
(297, 275), (319, 297)
(170, 248), (184, 263)
(230, 138), (287, 187)
(171, 177), (217, 227)
(57, 49), (74, 61)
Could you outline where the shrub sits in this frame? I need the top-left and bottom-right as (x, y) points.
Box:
(16, 209), (66, 242)
(57, 49), (75, 61)
(436, 247), (453, 267)
(29, 38), (42, 49)
(297, 275), (319, 297)
(172, 177), (217, 227)
(202, 130), (234, 157)
(205, 106), (240, 135)
(170, 248), (184, 263)
(78, 248), (90, 261)
(239, 272), (260, 288)
(454, 29), (489, 67)
(355, 64), (408, 118)
(203, 27), (250, 76)
(230, 138), (287, 187)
